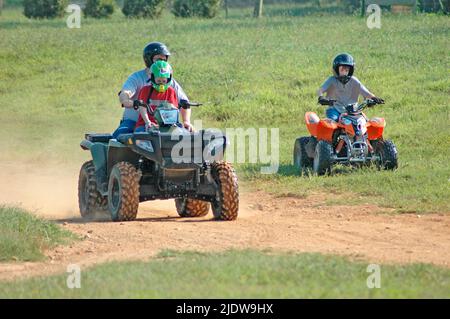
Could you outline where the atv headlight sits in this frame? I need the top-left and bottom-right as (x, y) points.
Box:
(136, 140), (154, 153)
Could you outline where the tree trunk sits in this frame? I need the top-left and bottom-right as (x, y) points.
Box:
(254, 0), (263, 18)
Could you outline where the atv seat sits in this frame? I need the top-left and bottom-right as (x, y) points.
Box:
(85, 133), (113, 143)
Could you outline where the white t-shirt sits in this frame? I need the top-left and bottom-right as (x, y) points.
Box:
(320, 76), (373, 113)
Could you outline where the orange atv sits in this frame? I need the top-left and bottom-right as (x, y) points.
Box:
(294, 99), (398, 175)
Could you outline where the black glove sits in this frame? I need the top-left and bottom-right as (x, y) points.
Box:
(179, 99), (190, 109)
(133, 100), (146, 110)
(318, 96), (334, 106)
(371, 97), (385, 105)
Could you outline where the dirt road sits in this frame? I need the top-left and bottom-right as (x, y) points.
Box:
(0, 163), (449, 281)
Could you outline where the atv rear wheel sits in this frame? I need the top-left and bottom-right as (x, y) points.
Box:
(375, 140), (398, 170)
(175, 198), (210, 217)
(293, 137), (313, 175)
(108, 162), (141, 222)
(313, 140), (333, 176)
(211, 161), (239, 221)
(78, 161), (107, 218)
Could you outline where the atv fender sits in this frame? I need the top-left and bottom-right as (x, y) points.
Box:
(316, 118), (338, 142)
(80, 140), (108, 177)
(91, 143), (108, 179)
(367, 117), (386, 140)
(80, 140), (109, 194)
(107, 140), (140, 176)
(305, 112), (320, 137)
(80, 139), (93, 151)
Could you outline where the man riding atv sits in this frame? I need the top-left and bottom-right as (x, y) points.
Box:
(113, 42), (193, 138)
(79, 50), (239, 222)
(317, 53), (384, 120)
(134, 60), (181, 132)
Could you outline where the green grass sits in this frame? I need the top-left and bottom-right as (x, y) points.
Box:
(0, 7), (448, 213)
(1, 250), (449, 298)
(0, 206), (76, 261)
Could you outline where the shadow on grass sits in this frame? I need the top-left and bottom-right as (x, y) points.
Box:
(238, 162), (380, 178)
(237, 163), (299, 177)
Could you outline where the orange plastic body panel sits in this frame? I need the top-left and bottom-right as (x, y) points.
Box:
(367, 117), (385, 140)
(305, 112), (385, 142)
(305, 112), (338, 142)
(316, 118), (338, 142)
(343, 123), (355, 136)
(305, 112), (320, 137)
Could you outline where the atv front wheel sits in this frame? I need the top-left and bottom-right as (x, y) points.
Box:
(107, 162), (141, 222)
(211, 161), (239, 221)
(313, 141), (333, 176)
(175, 198), (210, 217)
(293, 137), (313, 175)
(78, 161), (107, 218)
(376, 140), (398, 170)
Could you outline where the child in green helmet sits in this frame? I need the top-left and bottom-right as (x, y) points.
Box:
(134, 60), (193, 132)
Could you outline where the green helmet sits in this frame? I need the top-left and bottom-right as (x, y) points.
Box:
(150, 60), (173, 93)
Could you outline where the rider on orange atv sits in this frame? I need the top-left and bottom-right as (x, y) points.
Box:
(317, 53), (384, 121)
(293, 53), (397, 175)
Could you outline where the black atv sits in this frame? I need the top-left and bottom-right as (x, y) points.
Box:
(78, 101), (239, 222)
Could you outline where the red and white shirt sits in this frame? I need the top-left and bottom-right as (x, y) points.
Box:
(135, 85), (179, 128)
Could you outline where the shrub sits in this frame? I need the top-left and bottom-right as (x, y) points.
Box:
(84, 0), (115, 18)
(172, 0), (222, 18)
(23, 0), (68, 19)
(122, 0), (166, 18)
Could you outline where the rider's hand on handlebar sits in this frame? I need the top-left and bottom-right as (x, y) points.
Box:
(179, 100), (203, 109)
(145, 122), (157, 132)
(133, 100), (146, 110)
(318, 96), (335, 106)
(179, 100), (191, 109)
(371, 97), (385, 105)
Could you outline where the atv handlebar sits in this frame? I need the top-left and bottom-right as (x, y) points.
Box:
(179, 100), (203, 109)
(133, 99), (147, 111)
(133, 99), (203, 111)
(344, 99), (384, 114)
(318, 97), (336, 106)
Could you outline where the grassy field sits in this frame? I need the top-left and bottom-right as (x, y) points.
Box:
(1, 249), (449, 298)
(0, 206), (76, 261)
(0, 6), (448, 215)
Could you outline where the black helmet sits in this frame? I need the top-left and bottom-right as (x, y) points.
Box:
(143, 42), (171, 68)
(332, 53), (355, 84)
